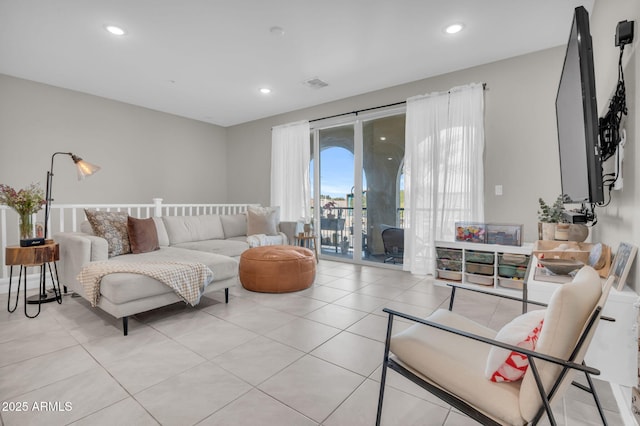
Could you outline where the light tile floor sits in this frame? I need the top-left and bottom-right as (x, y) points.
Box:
(0, 260), (627, 425)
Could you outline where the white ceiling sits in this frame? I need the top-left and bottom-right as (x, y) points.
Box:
(0, 0), (594, 127)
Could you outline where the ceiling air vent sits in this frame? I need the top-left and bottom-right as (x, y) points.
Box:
(302, 77), (329, 89)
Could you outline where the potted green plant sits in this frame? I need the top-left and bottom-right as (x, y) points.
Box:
(537, 195), (566, 240)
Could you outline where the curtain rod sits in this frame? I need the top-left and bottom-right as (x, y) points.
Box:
(308, 83), (487, 124)
(309, 101), (405, 123)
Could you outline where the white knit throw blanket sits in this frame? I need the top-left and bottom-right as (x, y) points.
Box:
(77, 261), (214, 307)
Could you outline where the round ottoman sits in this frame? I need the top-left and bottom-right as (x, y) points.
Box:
(239, 245), (316, 293)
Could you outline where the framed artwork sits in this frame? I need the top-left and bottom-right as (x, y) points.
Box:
(35, 222), (44, 239)
(608, 242), (637, 291)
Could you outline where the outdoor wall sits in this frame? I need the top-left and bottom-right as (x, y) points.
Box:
(226, 46), (566, 244)
(0, 74), (228, 205)
(590, 0), (640, 292)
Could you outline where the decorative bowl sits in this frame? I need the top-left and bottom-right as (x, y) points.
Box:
(538, 258), (584, 275)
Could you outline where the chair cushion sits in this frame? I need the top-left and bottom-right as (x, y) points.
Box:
(519, 266), (602, 421)
(485, 309), (545, 382)
(390, 309), (525, 425)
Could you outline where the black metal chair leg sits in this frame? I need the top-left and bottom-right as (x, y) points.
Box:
(376, 314), (395, 426)
(448, 286), (457, 311)
(581, 369), (608, 425)
(528, 359), (557, 426)
(225, 288), (229, 303)
(122, 317), (129, 336)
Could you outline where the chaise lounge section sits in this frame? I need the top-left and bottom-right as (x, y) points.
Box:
(56, 211), (296, 335)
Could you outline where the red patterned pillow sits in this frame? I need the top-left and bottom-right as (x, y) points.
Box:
(485, 310), (545, 382)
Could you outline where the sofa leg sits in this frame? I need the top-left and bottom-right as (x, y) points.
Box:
(225, 288), (229, 304)
(123, 317), (128, 336)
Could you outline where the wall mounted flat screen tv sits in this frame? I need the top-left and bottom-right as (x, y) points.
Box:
(555, 6), (604, 204)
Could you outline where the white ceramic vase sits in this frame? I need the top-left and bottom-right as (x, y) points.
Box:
(539, 222), (556, 240)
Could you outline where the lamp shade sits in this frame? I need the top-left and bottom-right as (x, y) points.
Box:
(70, 155), (101, 180)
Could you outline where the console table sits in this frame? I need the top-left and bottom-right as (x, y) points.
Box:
(5, 241), (62, 318)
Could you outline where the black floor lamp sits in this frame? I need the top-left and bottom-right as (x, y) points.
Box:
(33, 152), (100, 304)
(43, 152), (101, 239)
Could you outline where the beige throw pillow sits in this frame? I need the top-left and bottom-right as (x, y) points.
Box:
(247, 206), (279, 236)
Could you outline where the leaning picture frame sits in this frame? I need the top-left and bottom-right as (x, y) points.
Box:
(608, 242), (637, 291)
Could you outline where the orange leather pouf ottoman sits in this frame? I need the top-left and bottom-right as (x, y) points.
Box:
(239, 245), (316, 293)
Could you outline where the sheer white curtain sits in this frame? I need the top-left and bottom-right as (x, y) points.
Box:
(271, 120), (311, 222)
(403, 83), (485, 275)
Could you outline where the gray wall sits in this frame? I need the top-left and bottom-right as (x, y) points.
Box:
(227, 47), (566, 244)
(590, 0), (639, 292)
(1, 0), (636, 290)
(227, 0), (639, 292)
(0, 74), (228, 204)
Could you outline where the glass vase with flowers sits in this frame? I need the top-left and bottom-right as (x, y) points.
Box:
(0, 183), (46, 241)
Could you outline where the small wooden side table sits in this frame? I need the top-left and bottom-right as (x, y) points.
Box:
(295, 233), (318, 263)
(5, 241), (62, 318)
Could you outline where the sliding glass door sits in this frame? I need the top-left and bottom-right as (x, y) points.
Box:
(361, 115), (405, 263)
(314, 124), (355, 260)
(311, 110), (405, 265)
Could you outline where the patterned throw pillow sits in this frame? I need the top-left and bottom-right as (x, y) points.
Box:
(485, 309), (545, 382)
(84, 210), (131, 257)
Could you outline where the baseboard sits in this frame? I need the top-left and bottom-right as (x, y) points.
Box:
(611, 382), (639, 426)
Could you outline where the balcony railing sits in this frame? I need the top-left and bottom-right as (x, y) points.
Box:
(0, 199), (256, 290)
(315, 206), (404, 255)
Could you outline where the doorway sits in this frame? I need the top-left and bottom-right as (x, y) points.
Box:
(310, 110), (405, 265)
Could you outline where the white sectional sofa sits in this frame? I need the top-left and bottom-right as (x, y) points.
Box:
(56, 213), (296, 335)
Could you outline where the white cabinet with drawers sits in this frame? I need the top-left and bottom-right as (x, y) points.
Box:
(434, 240), (533, 296)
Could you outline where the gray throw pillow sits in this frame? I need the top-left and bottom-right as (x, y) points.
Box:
(220, 214), (248, 238)
(247, 206), (280, 236)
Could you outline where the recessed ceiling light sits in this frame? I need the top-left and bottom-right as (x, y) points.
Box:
(380, 136), (387, 141)
(105, 25), (126, 36)
(260, 88), (272, 94)
(445, 23), (464, 34)
(387, 157), (393, 161)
